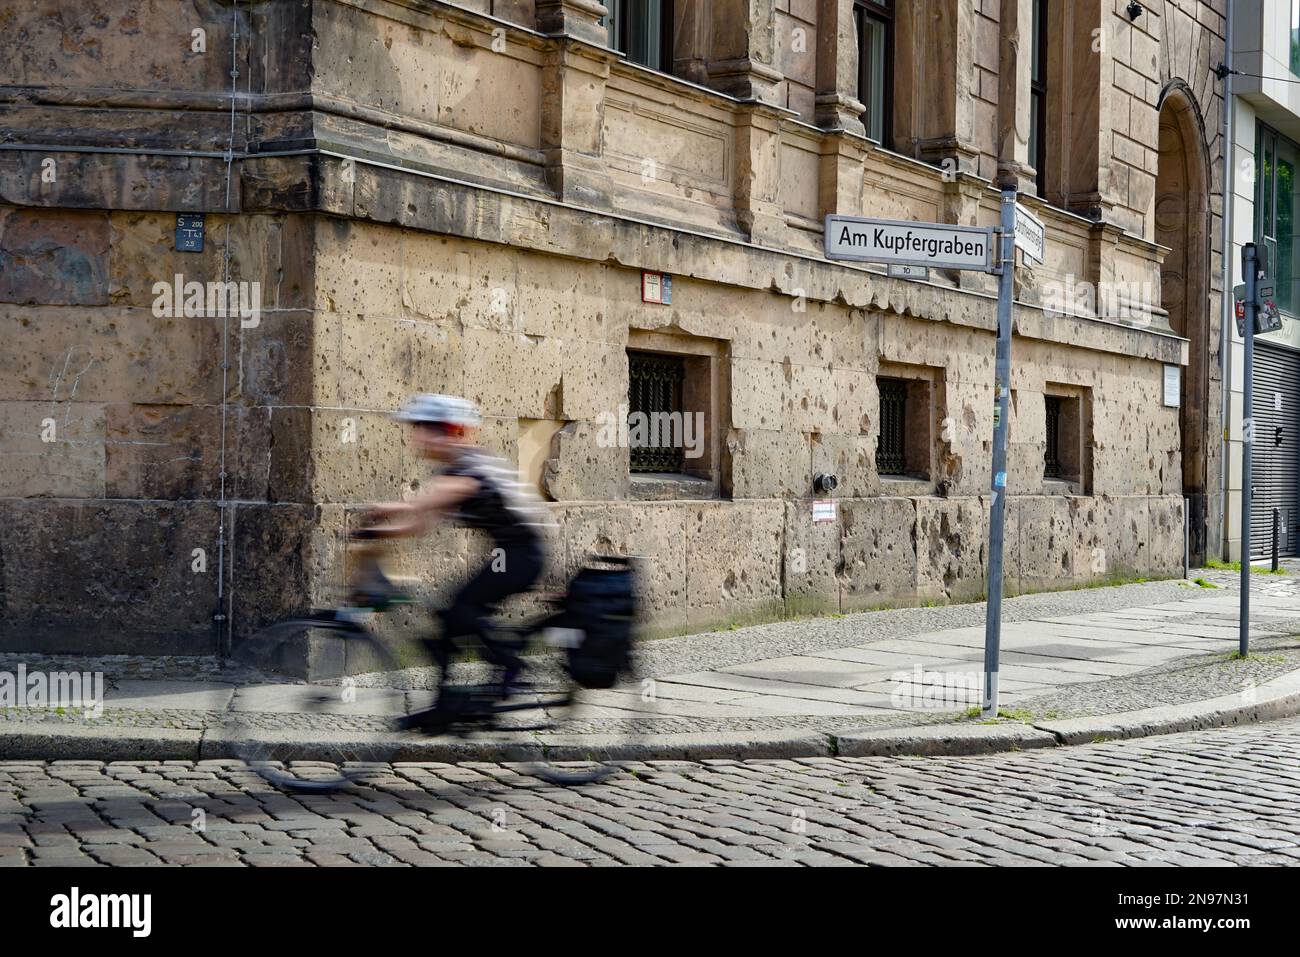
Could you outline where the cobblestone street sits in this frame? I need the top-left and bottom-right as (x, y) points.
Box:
(2, 717), (1298, 867)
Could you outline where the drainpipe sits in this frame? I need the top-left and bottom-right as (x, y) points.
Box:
(1218, 7), (1235, 562)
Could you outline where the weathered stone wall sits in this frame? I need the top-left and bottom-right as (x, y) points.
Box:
(0, 0), (1219, 669)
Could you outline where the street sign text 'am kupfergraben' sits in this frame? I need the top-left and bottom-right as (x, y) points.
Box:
(823, 215), (996, 272)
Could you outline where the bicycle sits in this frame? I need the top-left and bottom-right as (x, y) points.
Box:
(221, 554), (650, 793)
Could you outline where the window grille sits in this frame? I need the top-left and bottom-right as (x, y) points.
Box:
(628, 351), (685, 473)
(1044, 394), (1062, 479)
(876, 377), (909, 475)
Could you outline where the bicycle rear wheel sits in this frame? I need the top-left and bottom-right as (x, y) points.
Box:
(496, 654), (658, 786)
(222, 613), (405, 793)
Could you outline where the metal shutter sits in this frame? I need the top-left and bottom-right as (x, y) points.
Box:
(1250, 341), (1300, 558)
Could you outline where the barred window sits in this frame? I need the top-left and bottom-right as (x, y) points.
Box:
(1043, 394), (1062, 479)
(628, 350), (685, 473)
(876, 377), (909, 476)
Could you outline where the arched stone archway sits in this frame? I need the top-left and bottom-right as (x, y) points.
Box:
(1155, 82), (1212, 564)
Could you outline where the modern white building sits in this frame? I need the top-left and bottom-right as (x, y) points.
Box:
(1225, 0), (1300, 559)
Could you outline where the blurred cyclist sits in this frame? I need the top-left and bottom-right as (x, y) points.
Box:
(351, 394), (549, 704)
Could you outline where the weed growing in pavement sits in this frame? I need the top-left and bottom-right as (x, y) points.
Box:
(1204, 559), (1289, 576)
(1225, 651), (1286, 664)
(1193, 577), (1218, 588)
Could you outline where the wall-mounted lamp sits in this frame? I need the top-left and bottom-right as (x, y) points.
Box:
(813, 473), (838, 494)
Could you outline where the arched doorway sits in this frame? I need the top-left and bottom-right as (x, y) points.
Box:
(1155, 84), (1211, 565)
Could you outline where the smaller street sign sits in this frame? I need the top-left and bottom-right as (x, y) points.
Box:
(887, 263), (930, 280)
(1013, 203), (1045, 264)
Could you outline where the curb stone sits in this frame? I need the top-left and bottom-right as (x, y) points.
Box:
(194, 729), (837, 763)
(0, 724), (203, 761)
(833, 723), (1058, 757)
(1031, 665), (1300, 745)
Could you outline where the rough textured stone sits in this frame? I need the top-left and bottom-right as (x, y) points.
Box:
(0, 0), (1224, 667)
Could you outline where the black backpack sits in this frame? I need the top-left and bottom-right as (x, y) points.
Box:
(560, 562), (638, 689)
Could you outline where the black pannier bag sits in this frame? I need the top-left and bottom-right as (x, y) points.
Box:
(561, 563), (638, 689)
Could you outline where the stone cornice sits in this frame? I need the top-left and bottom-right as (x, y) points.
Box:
(232, 149), (1188, 365)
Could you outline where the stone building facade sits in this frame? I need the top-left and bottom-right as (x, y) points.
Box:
(1223, 0), (1300, 562)
(0, 0), (1226, 668)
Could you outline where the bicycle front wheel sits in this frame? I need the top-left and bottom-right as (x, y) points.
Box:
(221, 614), (405, 794)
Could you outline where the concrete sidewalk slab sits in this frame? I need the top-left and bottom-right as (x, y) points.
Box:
(105, 680), (235, 712)
(1000, 622), (1225, 649)
(719, 655), (897, 689)
(996, 653), (1144, 676)
(230, 685), (405, 716)
(802, 646), (979, 670)
(661, 672), (895, 706)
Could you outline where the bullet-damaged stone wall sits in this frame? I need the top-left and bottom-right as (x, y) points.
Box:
(0, 200), (1186, 658)
(0, 0), (1216, 670)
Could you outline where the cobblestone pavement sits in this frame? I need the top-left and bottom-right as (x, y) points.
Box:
(2, 716), (1298, 866)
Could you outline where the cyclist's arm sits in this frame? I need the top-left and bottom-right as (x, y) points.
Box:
(356, 475), (478, 539)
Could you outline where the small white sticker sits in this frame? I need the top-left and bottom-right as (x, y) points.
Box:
(1276, 391), (1284, 412)
(812, 500), (837, 524)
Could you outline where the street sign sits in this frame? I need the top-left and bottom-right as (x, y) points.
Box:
(1013, 203), (1045, 264)
(824, 215), (995, 272)
(887, 263), (930, 281)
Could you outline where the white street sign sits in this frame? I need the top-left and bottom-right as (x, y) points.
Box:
(1013, 203), (1045, 264)
(824, 215), (995, 272)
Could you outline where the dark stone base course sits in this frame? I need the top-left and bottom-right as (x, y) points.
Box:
(0, 493), (1186, 670)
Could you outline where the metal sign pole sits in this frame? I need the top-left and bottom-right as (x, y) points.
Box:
(1240, 242), (1257, 658)
(983, 187), (1018, 716)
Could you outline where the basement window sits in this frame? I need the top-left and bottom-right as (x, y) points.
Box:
(1044, 394), (1063, 479)
(875, 374), (932, 479)
(628, 350), (686, 473)
(1042, 388), (1089, 491)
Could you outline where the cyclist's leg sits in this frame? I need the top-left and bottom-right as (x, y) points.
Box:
(439, 540), (544, 686)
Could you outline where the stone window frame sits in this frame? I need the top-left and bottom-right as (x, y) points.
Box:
(625, 327), (728, 500)
(1041, 382), (1093, 495)
(874, 360), (944, 494)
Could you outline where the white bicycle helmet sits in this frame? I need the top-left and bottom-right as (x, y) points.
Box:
(393, 393), (482, 429)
